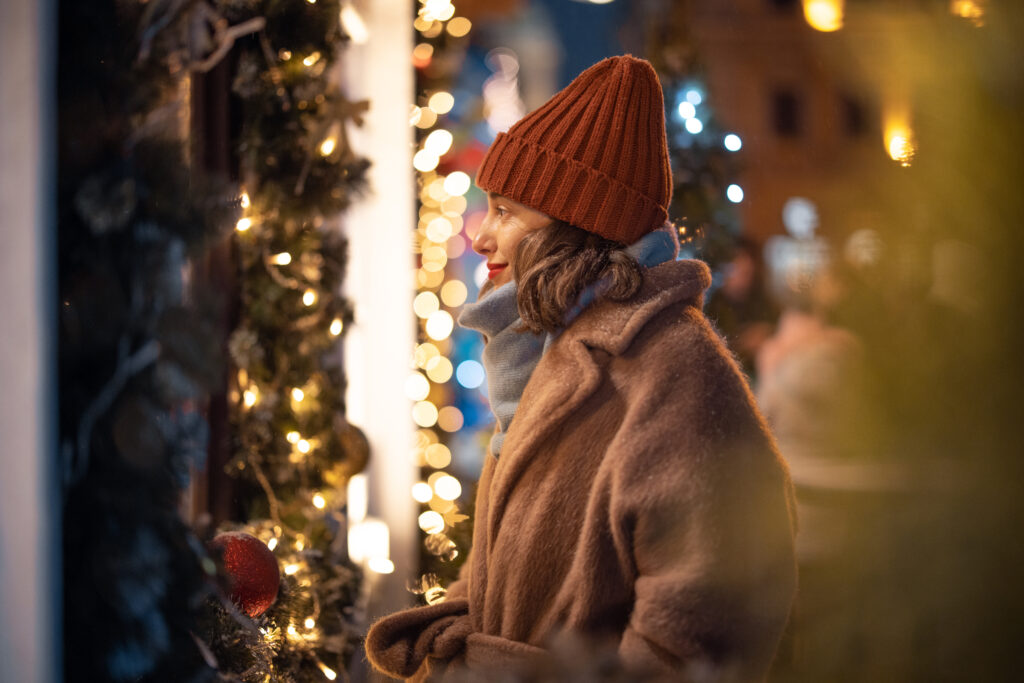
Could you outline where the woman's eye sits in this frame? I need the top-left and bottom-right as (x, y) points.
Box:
(495, 206), (508, 217)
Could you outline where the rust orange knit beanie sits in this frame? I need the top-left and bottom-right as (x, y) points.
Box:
(476, 55), (672, 245)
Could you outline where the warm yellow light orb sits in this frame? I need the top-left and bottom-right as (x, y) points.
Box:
(412, 43), (434, 62)
(951, 0), (985, 26)
(425, 311), (454, 341)
(413, 291), (441, 319)
(426, 177), (448, 202)
(412, 482), (434, 503)
(440, 280), (468, 307)
(434, 474), (462, 501)
(422, 245), (448, 269)
(340, 5), (370, 44)
(424, 443), (452, 469)
(426, 216), (454, 243)
(236, 217), (252, 232)
(319, 137), (337, 156)
(803, 0), (843, 32)
(440, 195), (467, 218)
(329, 318), (343, 336)
(317, 662), (338, 681)
(429, 91), (455, 115)
(369, 557), (395, 574)
(415, 108), (438, 129)
(425, 356), (453, 384)
(297, 439), (311, 454)
(418, 510), (445, 534)
(424, 129), (454, 157)
(414, 342), (440, 368)
(286, 431), (300, 444)
(292, 388), (305, 402)
(888, 136), (915, 166)
(412, 401), (439, 428)
(303, 289), (317, 306)
(404, 372), (431, 401)
(413, 150), (440, 172)
(417, 268), (445, 288)
(312, 493), (326, 509)
(442, 171), (471, 197)
(446, 17), (472, 37)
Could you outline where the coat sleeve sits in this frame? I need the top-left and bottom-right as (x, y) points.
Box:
(610, 326), (797, 682)
(365, 555), (473, 680)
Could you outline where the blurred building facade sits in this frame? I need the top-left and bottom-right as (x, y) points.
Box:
(688, 0), (894, 244)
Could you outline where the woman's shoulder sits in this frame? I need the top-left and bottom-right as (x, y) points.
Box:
(561, 259), (713, 356)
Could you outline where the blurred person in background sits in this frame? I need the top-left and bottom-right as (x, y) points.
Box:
(705, 237), (778, 383)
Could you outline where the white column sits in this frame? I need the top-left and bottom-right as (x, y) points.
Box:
(341, 0), (417, 617)
(0, 0), (55, 681)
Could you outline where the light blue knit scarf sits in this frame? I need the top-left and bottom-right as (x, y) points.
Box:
(457, 228), (677, 457)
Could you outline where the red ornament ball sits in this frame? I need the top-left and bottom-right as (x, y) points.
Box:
(211, 532), (281, 618)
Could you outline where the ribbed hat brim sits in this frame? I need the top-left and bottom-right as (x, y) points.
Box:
(477, 131), (668, 245)
(475, 55), (672, 245)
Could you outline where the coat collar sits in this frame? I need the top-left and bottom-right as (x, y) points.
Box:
(485, 259), (711, 546)
(563, 258), (711, 355)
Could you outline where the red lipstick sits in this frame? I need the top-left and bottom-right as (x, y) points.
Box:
(487, 263), (507, 280)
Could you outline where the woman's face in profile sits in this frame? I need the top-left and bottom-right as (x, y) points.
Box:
(472, 192), (553, 288)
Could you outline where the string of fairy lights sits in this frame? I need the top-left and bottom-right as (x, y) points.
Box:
(220, 0), (374, 678)
(407, 0), (474, 601)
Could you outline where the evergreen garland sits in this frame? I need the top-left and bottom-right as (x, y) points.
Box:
(60, 1), (369, 681)
(197, 1), (371, 680)
(59, 1), (239, 681)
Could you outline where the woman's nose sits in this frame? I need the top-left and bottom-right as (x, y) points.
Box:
(472, 216), (495, 256)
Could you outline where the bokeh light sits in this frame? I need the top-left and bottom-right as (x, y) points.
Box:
(437, 406), (464, 432)
(428, 91), (455, 114)
(426, 311), (454, 340)
(446, 16), (472, 37)
(424, 443), (452, 469)
(440, 280), (468, 307)
(404, 372), (431, 401)
(443, 171), (471, 196)
(412, 401), (439, 427)
(413, 291), (440, 319)
(424, 129), (453, 156)
(425, 355), (454, 383)
(434, 474), (462, 501)
(418, 511), (445, 534)
(411, 482), (433, 503)
(455, 360), (485, 389)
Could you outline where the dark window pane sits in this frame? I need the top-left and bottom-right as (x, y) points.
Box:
(841, 95), (868, 137)
(772, 89), (802, 137)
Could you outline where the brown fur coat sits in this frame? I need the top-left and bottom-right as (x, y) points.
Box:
(367, 260), (797, 681)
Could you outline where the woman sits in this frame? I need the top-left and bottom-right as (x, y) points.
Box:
(367, 56), (796, 682)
